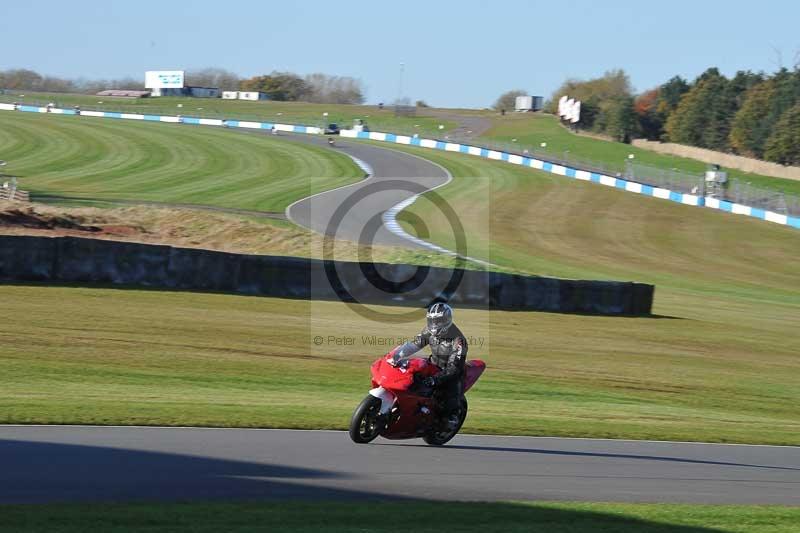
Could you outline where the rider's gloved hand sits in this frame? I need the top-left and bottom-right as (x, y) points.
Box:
(421, 376), (437, 388)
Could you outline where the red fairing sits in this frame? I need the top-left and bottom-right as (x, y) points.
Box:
(370, 355), (437, 391)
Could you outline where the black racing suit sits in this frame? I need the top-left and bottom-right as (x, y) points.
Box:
(412, 323), (469, 420)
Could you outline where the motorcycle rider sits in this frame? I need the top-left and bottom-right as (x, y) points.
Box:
(403, 302), (468, 429)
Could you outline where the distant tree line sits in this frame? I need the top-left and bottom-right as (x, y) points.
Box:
(0, 67), (365, 105)
(239, 72), (364, 104)
(0, 68), (142, 94)
(542, 66), (800, 165)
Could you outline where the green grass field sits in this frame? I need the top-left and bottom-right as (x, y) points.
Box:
(391, 142), (800, 443)
(1, 113), (799, 444)
(386, 143), (800, 288)
(2, 283), (798, 445)
(7, 90), (798, 196)
(2, 501), (798, 533)
(0, 91), (456, 136)
(0, 112), (489, 268)
(479, 113), (800, 196)
(6, 92), (800, 196)
(0, 111), (362, 211)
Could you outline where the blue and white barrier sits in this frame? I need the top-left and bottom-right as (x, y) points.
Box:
(0, 103), (321, 134)
(2, 102), (797, 230)
(340, 129), (800, 230)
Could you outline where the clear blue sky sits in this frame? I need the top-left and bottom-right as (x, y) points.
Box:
(2, 0), (798, 108)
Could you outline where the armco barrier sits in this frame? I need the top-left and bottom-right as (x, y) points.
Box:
(0, 236), (654, 315)
(1, 102), (797, 230)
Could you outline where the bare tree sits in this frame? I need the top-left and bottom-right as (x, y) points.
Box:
(74, 76), (143, 93)
(39, 76), (75, 92)
(769, 44), (784, 70)
(493, 89), (527, 111)
(185, 68), (240, 90)
(0, 69), (44, 90)
(304, 73), (365, 104)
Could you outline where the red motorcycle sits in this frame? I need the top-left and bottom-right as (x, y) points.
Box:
(349, 346), (486, 446)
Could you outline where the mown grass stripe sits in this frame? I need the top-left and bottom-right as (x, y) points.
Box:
(0, 112), (362, 211)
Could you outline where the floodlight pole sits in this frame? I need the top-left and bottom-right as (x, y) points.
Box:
(398, 62), (405, 104)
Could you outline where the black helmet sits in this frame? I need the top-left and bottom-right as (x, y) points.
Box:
(426, 302), (453, 336)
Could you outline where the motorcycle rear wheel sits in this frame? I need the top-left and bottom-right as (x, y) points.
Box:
(349, 395), (382, 444)
(423, 398), (468, 446)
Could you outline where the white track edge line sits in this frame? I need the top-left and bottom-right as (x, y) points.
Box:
(284, 141), (493, 268)
(367, 144), (497, 268)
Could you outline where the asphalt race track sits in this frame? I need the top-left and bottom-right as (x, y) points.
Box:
(283, 134), (450, 248)
(1, 426), (798, 505)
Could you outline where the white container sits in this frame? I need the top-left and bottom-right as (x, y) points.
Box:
(238, 91), (268, 101)
(515, 95), (533, 111)
(516, 95), (544, 112)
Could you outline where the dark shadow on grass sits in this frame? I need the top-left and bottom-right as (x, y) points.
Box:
(0, 280), (281, 299)
(1, 280), (668, 319)
(0, 500), (732, 533)
(377, 443), (800, 472)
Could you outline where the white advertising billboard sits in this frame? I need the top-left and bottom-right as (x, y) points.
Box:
(558, 95), (581, 123)
(145, 70), (185, 89)
(570, 100), (581, 123)
(558, 95), (568, 117)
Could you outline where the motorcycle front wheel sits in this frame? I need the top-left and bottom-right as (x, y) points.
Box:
(349, 395), (382, 444)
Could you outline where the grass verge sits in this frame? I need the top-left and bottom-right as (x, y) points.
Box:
(1, 113), (798, 445)
(1, 285), (799, 445)
(1, 501), (797, 533)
